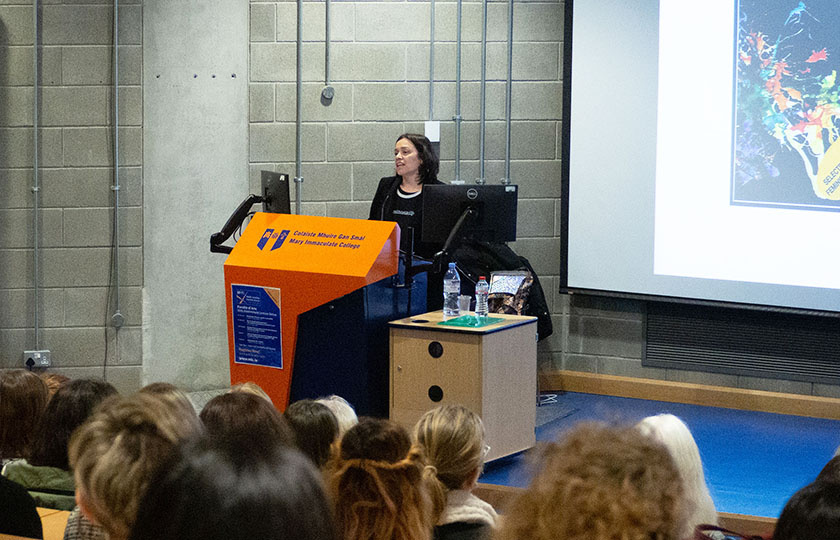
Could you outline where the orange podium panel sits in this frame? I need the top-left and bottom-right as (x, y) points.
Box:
(224, 212), (399, 409)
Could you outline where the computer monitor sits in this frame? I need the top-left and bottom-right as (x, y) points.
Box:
(261, 171), (291, 214)
(421, 184), (518, 244)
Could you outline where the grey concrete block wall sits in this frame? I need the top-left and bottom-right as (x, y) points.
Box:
(0, 1), (142, 390)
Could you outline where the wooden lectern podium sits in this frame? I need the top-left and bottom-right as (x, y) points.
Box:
(223, 212), (401, 411)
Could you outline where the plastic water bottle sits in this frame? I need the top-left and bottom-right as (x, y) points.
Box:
(475, 276), (489, 319)
(443, 262), (461, 317)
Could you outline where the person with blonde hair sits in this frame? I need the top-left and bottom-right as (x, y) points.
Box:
(330, 418), (432, 540)
(68, 392), (203, 540)
(316, 395), (358, 437)
(637, 413), (718, 538)
(496, 422), (686, 540)
(230, 381), (273, 404)
(414, 405), (497, 540)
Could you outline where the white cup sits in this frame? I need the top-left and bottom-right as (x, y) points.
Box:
(458, 295), (472, 313)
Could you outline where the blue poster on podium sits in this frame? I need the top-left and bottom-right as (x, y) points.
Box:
(231, 284), (283, 369)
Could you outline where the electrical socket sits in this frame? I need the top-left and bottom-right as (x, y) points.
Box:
(23, 350), (51, 368)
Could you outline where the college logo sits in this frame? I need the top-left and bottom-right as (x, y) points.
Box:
(257, 229), (274, 250)
(271, 230), (290, 251)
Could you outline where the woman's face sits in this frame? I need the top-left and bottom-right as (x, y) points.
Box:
(394, 138), (422, 180)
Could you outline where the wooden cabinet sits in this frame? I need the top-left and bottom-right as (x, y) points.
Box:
(389, 311), (537, 461)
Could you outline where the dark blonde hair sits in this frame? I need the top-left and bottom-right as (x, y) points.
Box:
(414, 405), (485, 522)
(0, 370), (49, 460)
(496, 422), (685, 540)
(330, 418), (432, 540)
(69, 392), (203, 540)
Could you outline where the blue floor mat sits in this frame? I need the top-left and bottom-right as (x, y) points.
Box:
(479, 391), (840, 518)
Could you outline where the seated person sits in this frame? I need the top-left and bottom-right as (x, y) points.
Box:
(129, 435), (336, 540)
(315, 395), (358, 438)
(2, 379), (117, 510)
(329, 418), (432, 540)
(68, 392), (203, 540)
(0, 370), (49, 464)
(496, 422), (686, 540)
(414, 405), (497, 540)
(284, 399), (339, 469)
(774, 480), (840, 540)
(0, 474), (43, 539)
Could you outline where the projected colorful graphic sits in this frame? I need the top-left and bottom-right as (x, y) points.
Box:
(734, 0), (840, 209)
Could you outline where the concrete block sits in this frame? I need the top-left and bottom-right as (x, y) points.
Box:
(560, 353), (599, 374)
(0, 330), (34, 369)
(553, 279), (572, 315)
(300, 202), (327, 217)
(4, 46), (34, 85)
(40, 128), (64, 167)
(250, 2), (276, 42)
(355, 3), (429, 42)
(40, 167), (110, 208)
(325, 201), (369, 220)
(813, 383), (840, 399)
(249, 122), (325, 162)
(598, 356), (668, 380)
(0, 249), (33, 288)
(42, 5), (113, 45)
(0, 208), (62, 248)
(250, 42), (324, 82)
(568, 295), (644, 321)
(117, 86), (142, 126)
(512, 82), (562, 120)
(432, 81), (506, 121)
(354, 83), (428, 121)
(331, 43), (406, 81)
(509, 160), (562, 198)
(63, 127), (141, 167)
(433, 3), (484, 42)
(0, 6), (34, 45)
(0, 169), (33, 209)
(0, 288), (63, 329)
(59, 45), (141, 85)
(117, 167), (143, 207)
(297, 162), (352, 202)
(508, 236), (561, 276)
(65, 286), (141, 328)
(665, 369), (740, 389)
(105, 326), (143, 367)
(107, 366), (145, 393)
(436, 121), (480, 160)
(516, 198), (555, 237)
(41, 327), (106, 367)
(41, 46), (63, 86)
(352, 162), (392, 201)
(486, 42), (560, 82)
(567, 315), (643, 359)
(487, 2), (564, 42)
(275, 2), (354, 42)
(275, 82), (353, 122)
(250, 83), (275, 122)
(118, 4), (142, 44)
(405, 43), (482, 82)
(41, 87), (110, 127)
(0, 86), (33, 127)
(42, 247), (109, 287)
(0, 127), (34, 167)
(63, 207), (142, 247)
(117, 46), (143, 85)
(737, 375), (813, 396)
(327, 123), (405, 161)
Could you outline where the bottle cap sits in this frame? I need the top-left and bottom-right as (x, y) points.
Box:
(479, 276), (486, 280)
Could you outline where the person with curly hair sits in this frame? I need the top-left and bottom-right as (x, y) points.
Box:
(414, 405), (497, 540)
(496, 422), (687, 540)
(329, 418), (432, 540)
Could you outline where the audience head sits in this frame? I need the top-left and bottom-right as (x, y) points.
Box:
(496, 422), (685, 540)
(129, 435), (336, 540)
(138, 381), (196, 415)
(315, 395), (358, 436)
(230, 381), (274, 404)
(29, 378), (118, 470)
(69, 392), (203, 540)
(284, 399), (339, 468)
(0, 370), (49, 460)
(200, 392), (293, 448)
(40, 373), (70, 399)
(774, 480), (840, 540)
(331, 418), (431, 540)
(414, 405), (486, 520)
(817, 456), (840, 483)
(637, 414), (717, 537)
